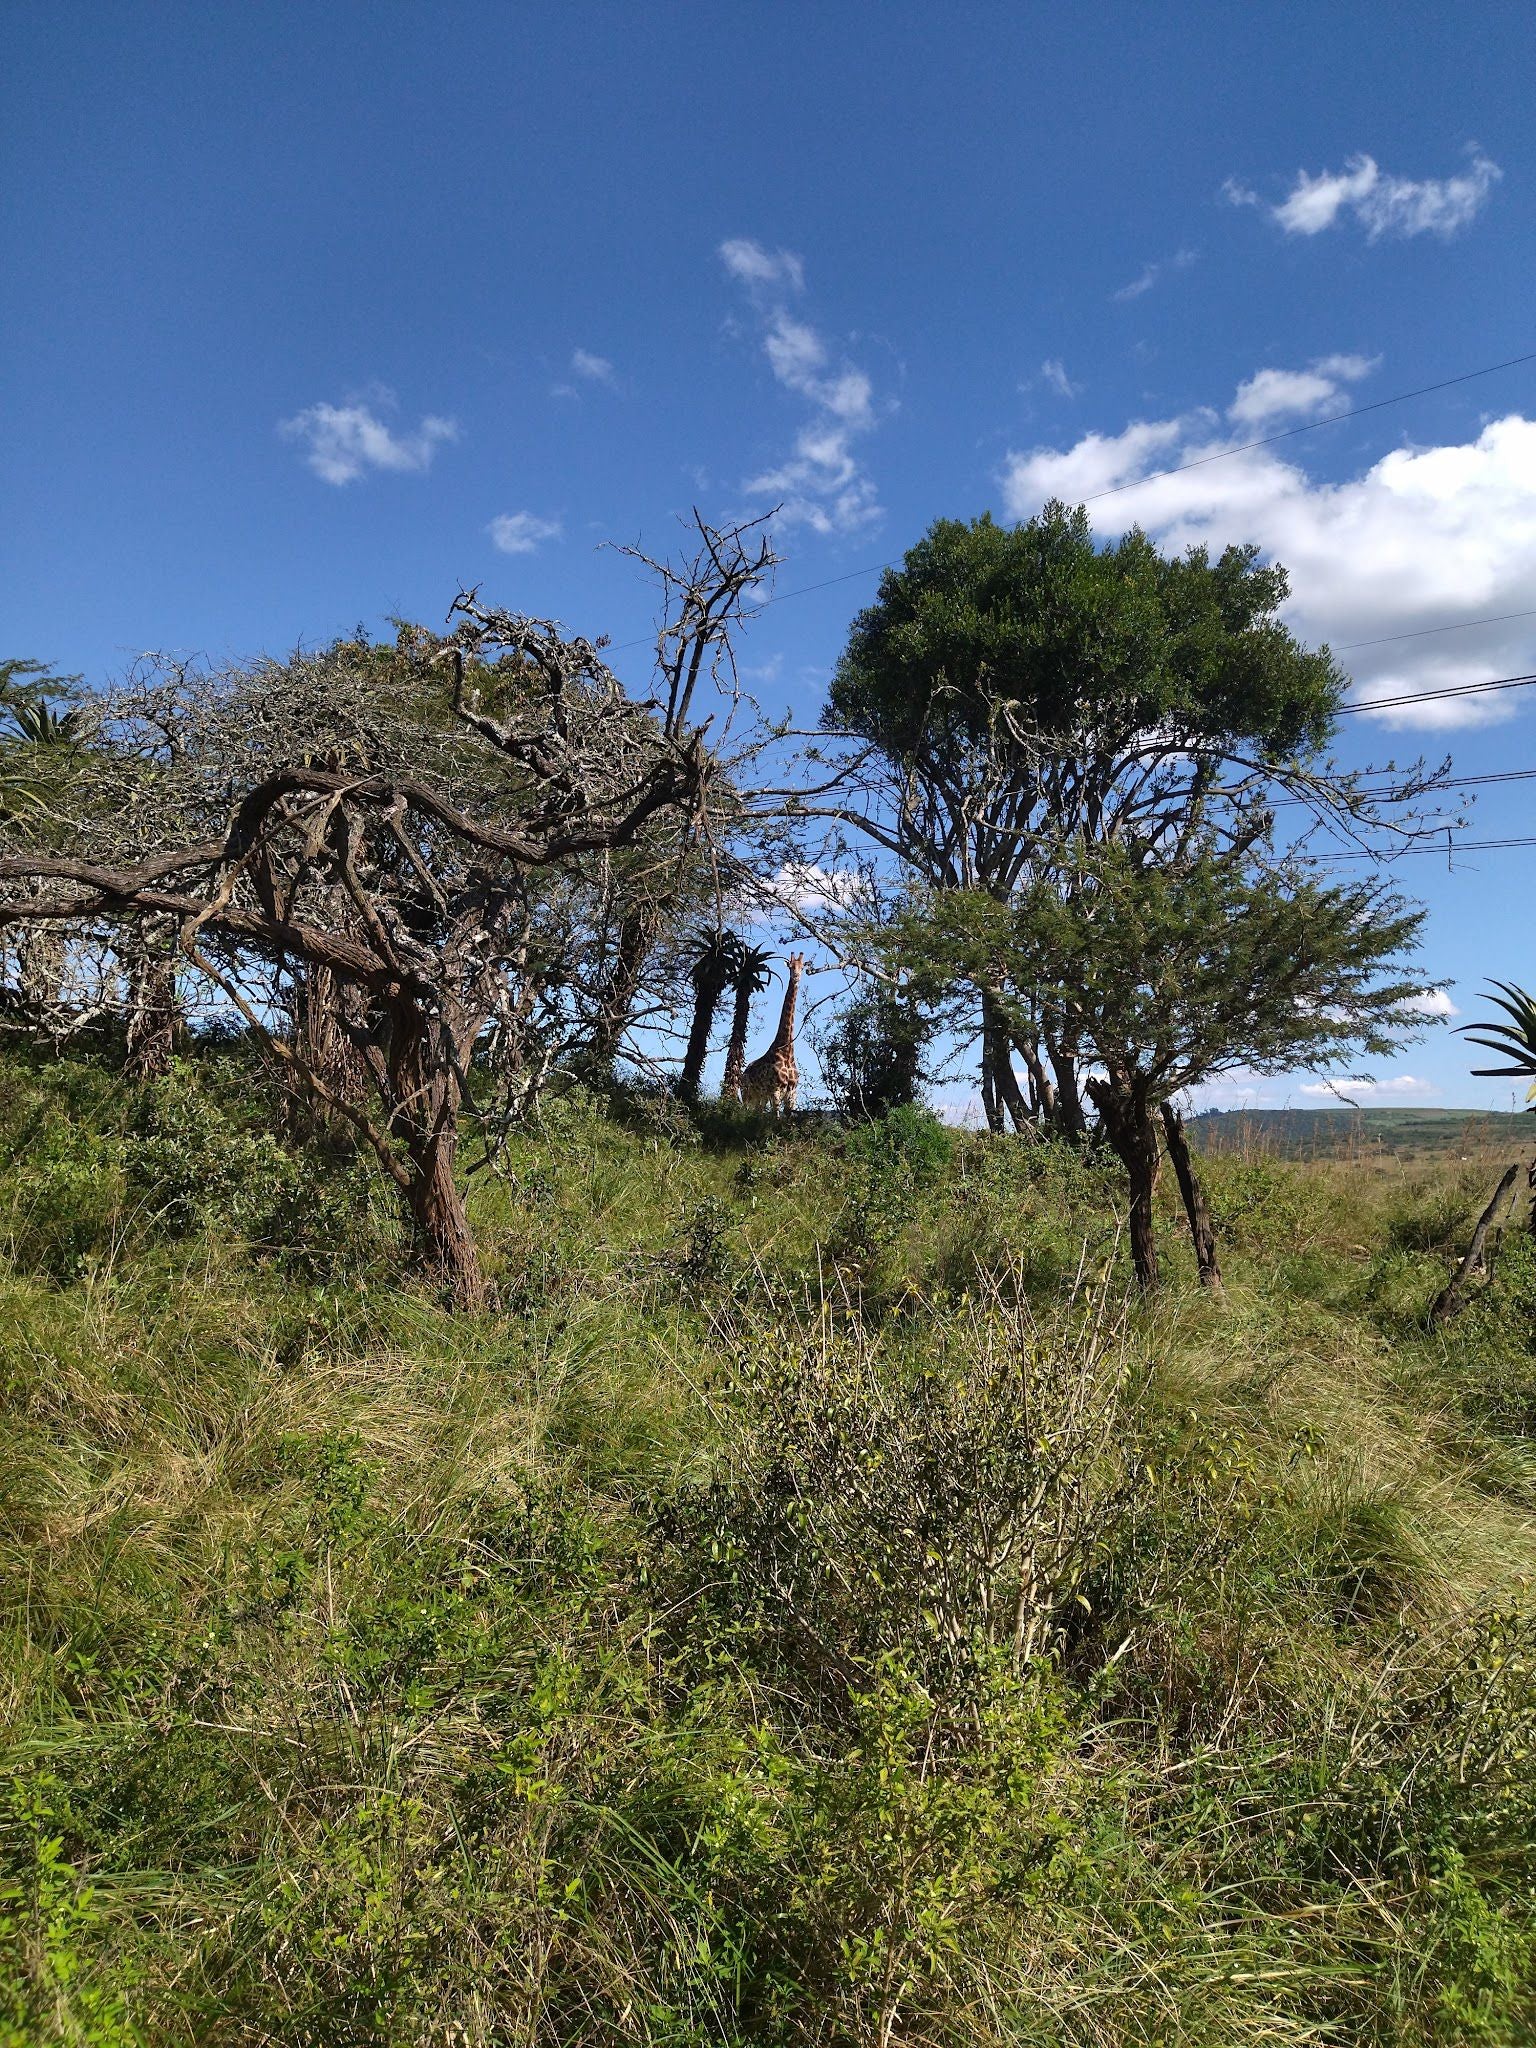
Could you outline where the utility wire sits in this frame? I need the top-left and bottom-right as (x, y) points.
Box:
(1334, 670), (1536, 715)
(1272, 764), (1536, 807)
(1335, 607), (1536, 653)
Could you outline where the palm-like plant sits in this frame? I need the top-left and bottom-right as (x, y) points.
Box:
(721, 942), (776, 1101)
(1462, 981), (1536, 1107)
(679, 928), (743, 1101)
(0, 698), (86, 822)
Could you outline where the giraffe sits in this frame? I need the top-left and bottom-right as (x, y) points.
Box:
(740, 953), (805, 1114)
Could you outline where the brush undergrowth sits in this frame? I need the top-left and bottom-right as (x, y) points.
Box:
(2, 1046), (1536, 2044)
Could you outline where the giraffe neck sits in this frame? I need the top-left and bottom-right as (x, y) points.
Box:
(768, 966), (801, 1053)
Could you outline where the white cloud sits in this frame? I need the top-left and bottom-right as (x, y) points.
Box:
(718, 237), (805, 296)
(280, 397), (458, 485)
(1231, 149), (1500, 240)
(1040, 358), (1080, 400)
(1402, 988), (1458, 1019)
(768, 862), (867, 913)
(1113, 248), (1196, 301)
(570, 348), (615, 385)
(1228, 353), (1376, 427)
(488, 511), (562, 555)
(721, 240), (885, 535)
(1298, 1074), (1435, 1099)
(999, 391), (1536, 729)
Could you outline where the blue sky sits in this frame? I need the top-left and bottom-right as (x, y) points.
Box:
(5, 3), (1535, 1110)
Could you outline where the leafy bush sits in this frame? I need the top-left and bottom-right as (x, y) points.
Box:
(125, 1062), (297, 1237)
(654, 1273), (1134, 1715)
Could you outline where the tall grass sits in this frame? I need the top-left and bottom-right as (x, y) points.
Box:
(3, 1049), (1536, 2042)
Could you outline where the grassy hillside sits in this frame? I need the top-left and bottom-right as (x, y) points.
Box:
(4, 1046), (1536, 2044)
(1190, 1106), (1535, 1165)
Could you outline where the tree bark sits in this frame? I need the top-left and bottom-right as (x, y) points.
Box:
(1046, 1037), (1089, 1143)
(1014, 1034), (1056, 1123)
(978, 996), (1007, 1134)
(387, 1008), (486, 1309)
(680, 968), (729, 1102)
(122, 928), (181, 1080)
(590, 905), (656, 1073)
(1089, 1075), (1161, 1293)
(1161, 1101), (1223, 1292)
(1430, 1160), (1524, 1324)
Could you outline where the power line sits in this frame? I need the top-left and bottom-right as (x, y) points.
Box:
(1273, 764), (1536, 807)
(1081, 349), (1536, 506)
(610, 343), (1536, 649)
(1335, 607), (1536, 653)
(1315, 835), (1536, 858)
(1335, 670), (1536, 715)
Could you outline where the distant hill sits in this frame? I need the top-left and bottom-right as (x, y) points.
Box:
(1188, 1105), (1534, 1163)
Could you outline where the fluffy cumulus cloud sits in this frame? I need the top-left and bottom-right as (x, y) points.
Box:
(1226, 149), (1500, 240)
(719, 237), (884, 535)
(1228, 353), (1376, 428)
(488, 511), (562, 555)
(280, 394), (457, 485)
(570, 348), (615, 385)
(999, 369), (1536, 729)
(1402, 989), (1459, 1019)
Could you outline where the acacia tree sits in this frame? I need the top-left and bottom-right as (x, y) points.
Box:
(886, 847), (1426, 1290)
(820, 506), (1447, 1135)
(0, 522), (768, 1302)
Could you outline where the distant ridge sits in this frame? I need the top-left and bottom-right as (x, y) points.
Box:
(1188, 1106), (1533, 1163)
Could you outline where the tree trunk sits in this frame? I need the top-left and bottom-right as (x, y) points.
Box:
(722, 980), (753, 1101)
(1160, 1101), (1223, 1292)
(1046, 1037), (1088, 1142)
(1429, 1160), (1523, 1324)
(287, 962), (366, 1141)
(590, 906), (655, 1073)
(123, 932), (181, 1080)
(403, 1121), (485, 1309)
(387, 1008), (486, 1309)
(994, 1038), (1034, 1132)
(1014, 1035), (1056, 1123)
(1089, 1076), (1161, 1293)
(978, 997), (1006, 1134)
(680, 970), (728, 1102)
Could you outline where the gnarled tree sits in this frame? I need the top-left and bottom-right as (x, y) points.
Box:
(0, 525), (768, 1302)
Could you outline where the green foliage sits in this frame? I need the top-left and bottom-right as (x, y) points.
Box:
(828, 504), (1343, 761)
(1463, 980), (1536, 1104)
(4, 1048), (1536, 2041)
(817, 980), (929, 1118)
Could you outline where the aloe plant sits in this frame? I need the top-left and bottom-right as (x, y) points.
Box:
(1462, 981), (1536, 1107)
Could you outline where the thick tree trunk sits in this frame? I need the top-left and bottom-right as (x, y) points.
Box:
(1161, 1101), (1223, 1292)
(680, 971), (728, 1102)
(1047, 1037), (1088, 1142)
(1089, 1076), (1161, 1293)
(387, 1009), (486, 1309)
(403, 1121), (485, 1309)
(721, 980), (752, 1102)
